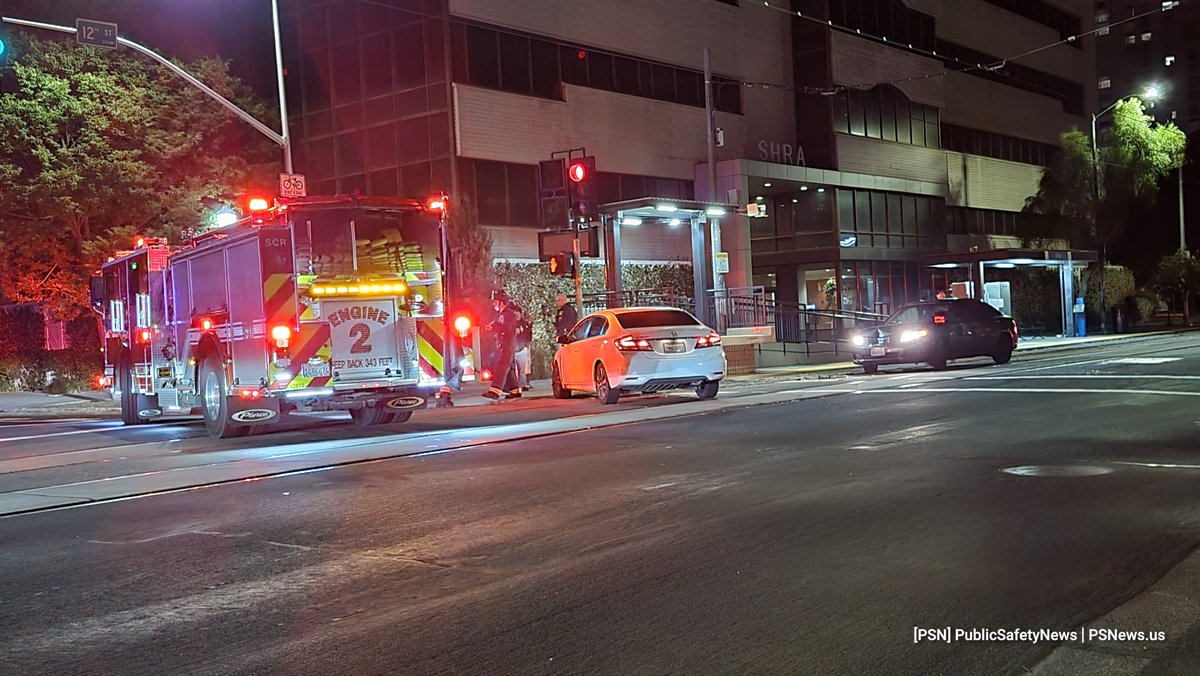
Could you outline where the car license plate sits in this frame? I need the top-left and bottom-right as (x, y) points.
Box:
(663, 340), (686, 354)
(870, 347), (886, 357)
(300, 361), (331, 377)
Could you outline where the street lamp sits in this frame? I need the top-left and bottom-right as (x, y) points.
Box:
(214, 207), (238, 228)
(1091, 86), (1160, 333)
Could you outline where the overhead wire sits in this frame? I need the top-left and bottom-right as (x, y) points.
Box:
(736, 2), (1171, 96)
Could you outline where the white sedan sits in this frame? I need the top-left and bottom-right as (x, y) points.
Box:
(551, 307), (726, 404)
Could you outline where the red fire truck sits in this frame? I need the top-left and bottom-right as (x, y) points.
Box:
(94, 194), (466, 438)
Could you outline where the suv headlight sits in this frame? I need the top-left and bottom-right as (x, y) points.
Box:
(899, 329), (928, 343)
(851, 334), (866, 347)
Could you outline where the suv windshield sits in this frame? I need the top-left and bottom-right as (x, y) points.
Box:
(887, 303), (951, 325)
(616, 310), (701, 329)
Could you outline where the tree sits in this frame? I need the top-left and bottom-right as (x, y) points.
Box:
(1022, 99), (1186, 260)
(446, 195), (495, 312)
(1153, 250), (1200, 326)
(0, 34), (277, 318)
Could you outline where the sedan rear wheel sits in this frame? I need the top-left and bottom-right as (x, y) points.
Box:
(993, 339), (1013, 365)
(862, 362), (879, 375)
(594, 362), (620, 405)
(695, 380), (719, 400)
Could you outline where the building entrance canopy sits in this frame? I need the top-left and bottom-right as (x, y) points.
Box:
(922, 247), (1098, 337)
(598, 197), (737, 327)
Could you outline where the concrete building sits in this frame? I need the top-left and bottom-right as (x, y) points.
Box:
(281, 0), (1094, 316)
(1095, 0), (1198, 133)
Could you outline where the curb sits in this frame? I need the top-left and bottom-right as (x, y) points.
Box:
(1028, 543), (1200, 674)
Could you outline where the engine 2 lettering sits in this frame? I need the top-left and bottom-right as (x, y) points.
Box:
(329, 305), (391, 327)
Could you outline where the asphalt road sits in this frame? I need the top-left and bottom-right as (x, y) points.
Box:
(3, 335), (1200, 674)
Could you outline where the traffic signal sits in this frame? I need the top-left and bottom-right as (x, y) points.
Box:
(567, 156), (598, 221)
(548, 251), (575, 277)
(538, 158), (568, 228)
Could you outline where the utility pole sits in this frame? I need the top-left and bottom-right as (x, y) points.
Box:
(1091, 112), (1108, 334)
(704, 48), (725, 330)
(1180, 162), (1187, 252)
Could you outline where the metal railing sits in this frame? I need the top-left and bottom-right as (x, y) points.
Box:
(763, 301), (888, 355)
(581, 287), (682, 315)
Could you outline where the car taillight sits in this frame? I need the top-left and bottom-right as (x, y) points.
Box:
(695, 331), (722, 348)
(616, 335), (652, 351)
(933, 314), (947, 325)
(1011, 319), (1019, 337)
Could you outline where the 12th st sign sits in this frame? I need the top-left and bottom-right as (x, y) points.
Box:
(76, 18), (117, 49)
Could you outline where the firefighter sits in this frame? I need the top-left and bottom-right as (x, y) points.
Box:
(435, 336), (461, 408)
(482, 290), (521, 401)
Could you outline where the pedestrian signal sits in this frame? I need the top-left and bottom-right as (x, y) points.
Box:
(548, 251), (575, 277)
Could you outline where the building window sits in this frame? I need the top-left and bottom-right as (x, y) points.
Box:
(982, 0), (1083, 47)
(832, 189), (944, 252)
(1095, 11), (1109, 23)
(451, 21), (742, 114)
(1165, 55), (1176, 66)
(1099, 78), (1112, 89)
(936, 41), (1084, 114)
(941, 124), (1057, 166)
(1097, 26), (1110, 36)
(828, 0), (936, 52)
(832, 86), (939, 148)
(1163, 1), (1179, 10)
(1126, 34), (1137, 45)
(1142, 32), (1153, 41)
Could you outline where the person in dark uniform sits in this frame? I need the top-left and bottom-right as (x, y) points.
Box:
(554, 293), (578, 338)
(482, 290), (521, 401)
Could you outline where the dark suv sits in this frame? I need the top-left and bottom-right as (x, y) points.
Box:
(849, 299), (1018, 374)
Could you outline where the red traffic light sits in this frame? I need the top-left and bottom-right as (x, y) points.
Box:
(568, 162), (588, 183)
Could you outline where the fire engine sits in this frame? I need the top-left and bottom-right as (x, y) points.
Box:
(94, 194), (468, 438)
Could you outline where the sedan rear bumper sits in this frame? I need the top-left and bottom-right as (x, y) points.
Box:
(851, 344), (935, 365)
(615, 350), (726, 392)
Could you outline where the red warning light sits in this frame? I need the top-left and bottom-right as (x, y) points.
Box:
(200, 318), (214, 331)
(135, 237), (146, 248)
(453, 314), (472, 337)
(427, 197), (446, 211)
(568, 162), (587, 183)
(248, 197), (270, 212)
(576, 50), (587, 60)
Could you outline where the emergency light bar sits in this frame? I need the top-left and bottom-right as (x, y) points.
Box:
(309, 281), (409, 297)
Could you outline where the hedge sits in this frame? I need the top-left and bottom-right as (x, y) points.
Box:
(492, 261), (694, 379)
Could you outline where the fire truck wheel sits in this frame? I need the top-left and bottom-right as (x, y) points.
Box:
(198, 353), (247, 439)
(117, 356), (144, 427)
(350, 405), (410, 426)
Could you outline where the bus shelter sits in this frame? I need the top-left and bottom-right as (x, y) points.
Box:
(922, 247), (1097, 337)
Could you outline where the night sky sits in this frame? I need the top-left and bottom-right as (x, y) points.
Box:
(0, 0), (278, 96)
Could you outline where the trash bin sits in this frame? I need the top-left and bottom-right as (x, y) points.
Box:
(1073, 297), (1086, 337)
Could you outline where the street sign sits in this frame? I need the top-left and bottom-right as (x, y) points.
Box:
(76, 19), (117, 49)
(715, 252), (730, 274)
(279, 173), (307, 198)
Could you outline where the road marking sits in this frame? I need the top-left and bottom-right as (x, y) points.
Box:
(1113, 461), (1200, 470)
(967, 375), (1200, 381)
(643, 482), (676, 490)
(1106, 357), (1181, 365)
(0, 423), (131, 444)
(800, 387), (1200, 398)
